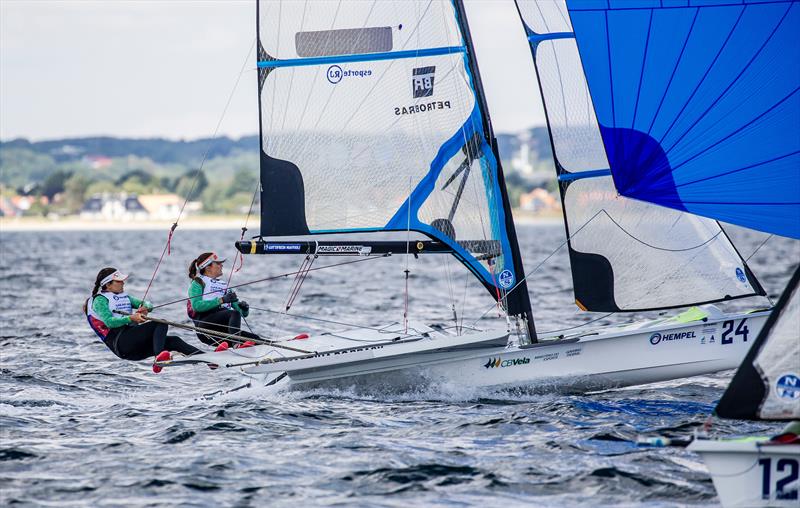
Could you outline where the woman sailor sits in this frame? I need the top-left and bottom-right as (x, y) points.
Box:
(84, 268), (202, 373)
(186, 252), (258, 350)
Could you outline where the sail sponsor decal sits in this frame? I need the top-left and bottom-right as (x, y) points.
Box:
(735, 267), (746, 283)
(484, 357), (530, 369)
(326, 65), (373, 84)
(649, 330), (696, 345)
(412, 66), (435, 97)
(775, 374), (800, 401)
(498, 269), (514, 289)
(393, 66), (451, 116)
(266, 243), (302, 252)
(317, 245), (372, 256)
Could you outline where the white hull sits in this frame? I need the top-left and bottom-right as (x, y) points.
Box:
(689, 438), (800, 507)
(168, 308), (769, 395)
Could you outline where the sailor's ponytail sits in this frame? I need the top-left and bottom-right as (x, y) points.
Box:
(188, 252), (214, 279)
(85, 267), (116, 313)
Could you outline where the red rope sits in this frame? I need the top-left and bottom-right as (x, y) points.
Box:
(142, 222), (177, 302)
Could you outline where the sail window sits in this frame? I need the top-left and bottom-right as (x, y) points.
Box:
(295, 27), (393, 58)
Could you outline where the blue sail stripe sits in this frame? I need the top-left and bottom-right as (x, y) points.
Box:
(257, 46), (466, 68)
(675, 150), (800, 188)
(527, 32), (574, 50)
(558, 169), (612, 181)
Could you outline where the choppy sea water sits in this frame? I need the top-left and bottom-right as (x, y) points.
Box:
(1, 223), (797, 507)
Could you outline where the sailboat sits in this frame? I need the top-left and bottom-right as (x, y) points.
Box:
(538, 0), (799, 505)
(159, 0), (778, 394)
(689, 267), (799, 507)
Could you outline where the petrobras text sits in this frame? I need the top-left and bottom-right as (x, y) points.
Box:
(394, 100), (451, 116)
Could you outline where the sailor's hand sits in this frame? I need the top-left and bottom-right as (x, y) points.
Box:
(137, 305), (149, 316)
(221, 291), (238, 304)
(130, 312), (147, 324)
(238, 301), (249, 313)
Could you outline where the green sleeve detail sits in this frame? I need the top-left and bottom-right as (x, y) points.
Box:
(92, 295), (131, 328)
(188, 279), (221, 314)
(233, 301), (249, 318)
(128, 296), (153, 311)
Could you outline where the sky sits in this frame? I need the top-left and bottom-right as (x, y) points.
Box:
(0, 0), (546, 142)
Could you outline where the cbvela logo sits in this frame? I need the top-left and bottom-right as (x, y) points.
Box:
(498, 269), (514, 289)
(776, 374), (800, 400)
(412, 66), (435, 97)
(649, 330), (696, 345)
(484, 357), (530, 369)
(735, 267), (746, 283)
(326, 65), (372, 84)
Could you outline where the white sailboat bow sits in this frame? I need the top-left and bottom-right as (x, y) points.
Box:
(160, 0), (784, 396)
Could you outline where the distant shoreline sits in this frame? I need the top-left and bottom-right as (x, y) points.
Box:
(0, 212), (562, 232)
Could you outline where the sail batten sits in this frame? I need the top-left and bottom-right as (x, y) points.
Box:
(257, 46), (467, 68)
(516, 0), (766, 312)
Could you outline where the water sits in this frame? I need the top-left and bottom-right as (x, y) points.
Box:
(1, 224), (797, 506)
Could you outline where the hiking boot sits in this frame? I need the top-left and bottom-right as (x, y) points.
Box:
(236, 340), (256, 349)
(214, 342), (230, 352)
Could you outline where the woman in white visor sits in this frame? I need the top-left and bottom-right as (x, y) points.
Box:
(186, 252), (259, 350)
(84, 267), (202, 373)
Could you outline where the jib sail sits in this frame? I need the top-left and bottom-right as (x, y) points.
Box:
(514, 0), (765, 312)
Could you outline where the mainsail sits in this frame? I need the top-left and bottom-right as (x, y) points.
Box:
(515, 0), (765, 312)
(252, 1), (533, 330)
(566, 0), (800, 240)
(715, 266), (800, 421)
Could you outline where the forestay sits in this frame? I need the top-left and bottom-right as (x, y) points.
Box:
(566, 0), (800, 240)
(515, 0), (765, 312)
(715, 266), (800, 421)
(255, 0), (522, 303)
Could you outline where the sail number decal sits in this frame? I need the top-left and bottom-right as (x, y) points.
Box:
(720, 318), (749, 345)
(759, 458), (799, 501)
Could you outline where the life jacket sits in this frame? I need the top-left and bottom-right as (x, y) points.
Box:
(187, 275), (231, 318)
(85, 292), (132, 340)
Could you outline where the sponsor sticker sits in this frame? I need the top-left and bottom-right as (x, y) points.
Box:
(498, 269), (514, 289)
(412, 66), (435, 97)
(735, 267), (746, 283)
(266, 243), (302, 252)
(317, 245), (372, 256)
(649, 330), (696, 345)
(484, 357), (530, 369)
(776, 374), (800, 400)
(327, 64), (373, 85)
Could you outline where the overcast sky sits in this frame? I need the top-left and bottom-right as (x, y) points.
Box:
(0, 0), (546, 141)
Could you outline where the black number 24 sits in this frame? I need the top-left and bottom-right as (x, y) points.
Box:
(721, 318), (749, 345)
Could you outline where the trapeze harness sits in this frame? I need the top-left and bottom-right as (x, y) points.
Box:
(86, 292), (132, 341)
(186, 275), (232, 319)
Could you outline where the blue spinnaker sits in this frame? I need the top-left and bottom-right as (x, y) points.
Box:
(568, 0), (800, 239)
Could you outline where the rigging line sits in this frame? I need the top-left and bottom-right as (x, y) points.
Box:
(538, 312), (615, 336)
(404, 177), (412, 334)
(745, 234), (773, 262)
(468, 209), (606, 328)
(247, 306), (423, 343)
(141, 38), (257, 303)
(150, 253), (389, 310)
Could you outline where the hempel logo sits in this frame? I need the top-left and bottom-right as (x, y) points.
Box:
(649, 331), (696, 345)
(484, 357), (530, 369)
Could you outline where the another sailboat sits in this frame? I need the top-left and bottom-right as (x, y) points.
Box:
(689, 267), (799, 507)
(542, 0), (799, 504)
(160, 0), (775, 394)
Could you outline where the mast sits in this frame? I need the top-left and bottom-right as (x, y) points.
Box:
(453, 0), (537, 342)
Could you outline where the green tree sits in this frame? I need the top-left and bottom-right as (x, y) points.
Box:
(227, 169), (258, 197)
(85, 180), (117, 196)
(175, 169), (208, 199)
(63, 173), (92, 213)
(41, 170), (73, 200)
